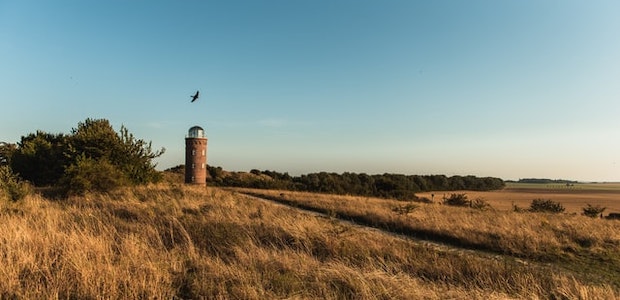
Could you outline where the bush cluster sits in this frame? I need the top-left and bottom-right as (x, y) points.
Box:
(582, 204), (606, 218)
(0, 165), (31, 201)
(391, 203), (419, 215)
(441, 193), (491, 210)
(442, 193), (470, 206)
(528, 199), (565, 213)
(4, 118), (164, 196)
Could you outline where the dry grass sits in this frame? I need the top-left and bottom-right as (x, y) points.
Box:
(0, 184), (618, 299)
(416, 182), (620, 214)
(238, 188), (620, 284)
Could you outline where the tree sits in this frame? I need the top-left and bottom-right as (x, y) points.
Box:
(448, 176), (466, 190)
(66, 118), (165, 185)
(67, 119), (121, 162)
(412, 175), (429, 191)
(11, 131), (68, 186)
(116, 126), (165, 184)
(429, 175), (449, 190)
(207, 165), (224, 184)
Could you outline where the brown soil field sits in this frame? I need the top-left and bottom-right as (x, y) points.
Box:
(416, 183), (620, 214)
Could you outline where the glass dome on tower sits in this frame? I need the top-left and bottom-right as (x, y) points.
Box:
(188, 126), (205, 138)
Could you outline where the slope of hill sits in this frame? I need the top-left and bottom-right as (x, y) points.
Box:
(0, 185), (617, 299)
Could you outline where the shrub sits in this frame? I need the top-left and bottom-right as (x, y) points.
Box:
(512, 204), (526, 213)
(443, 193), (469, 207)
(0, 142), (16, 166)
(392, 203), (419, 215)
(415, 197), (433, 204)
(60, 156), (128, 195)
(529, 199), (565, 213)
(0, 165), (31, 201)
(442, 194), (490, 210)
(470, 198), (491, 210)
(582, 204), (606, 218)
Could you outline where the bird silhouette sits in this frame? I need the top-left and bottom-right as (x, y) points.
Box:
(190, 90), (200, 102)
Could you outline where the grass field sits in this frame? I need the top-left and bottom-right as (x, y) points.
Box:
(239, 186), (620, 290)
(415, 182), (620, 214)
(1, 183), (619, 298)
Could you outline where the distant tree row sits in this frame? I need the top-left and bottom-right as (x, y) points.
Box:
(1, 118), (164, 196)
(514, 178), (578, 184)
(206, 167), (505, 200)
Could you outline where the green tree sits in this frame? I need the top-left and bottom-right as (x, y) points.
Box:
(412, 175), (429, 191)
(116, 126), (165, 184)
(60, 156), (128, 195)
(11, 131), (68, 186)
(66, 118), (165, 185)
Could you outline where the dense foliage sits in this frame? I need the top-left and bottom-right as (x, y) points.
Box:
(515, 178), (578, 184)
(206, 167), (505, 200)
(10, 131), (69, 186)
(6, 118), (164, 195)
(0, 142), (17, 166)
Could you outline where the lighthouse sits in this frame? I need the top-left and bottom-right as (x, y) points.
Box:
(185, 126), (207, 185)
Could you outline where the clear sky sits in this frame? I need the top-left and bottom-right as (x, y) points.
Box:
(1, 1), (619, 182)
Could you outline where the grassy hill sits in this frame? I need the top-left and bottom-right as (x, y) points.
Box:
(1, 184), (618, 299)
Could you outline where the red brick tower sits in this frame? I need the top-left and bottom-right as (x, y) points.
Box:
(185, 126), (207, 185)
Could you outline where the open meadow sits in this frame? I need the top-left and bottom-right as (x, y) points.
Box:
(416, 182), (620, 214)
(239, 186), (620, 294)
(1, 184), (619, 299)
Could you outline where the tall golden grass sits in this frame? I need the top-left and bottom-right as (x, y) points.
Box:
(0, 185), (617, 299)
(238, 189), (620, 284)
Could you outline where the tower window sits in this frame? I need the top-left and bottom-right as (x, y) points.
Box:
(202, 149), (205, 156)
(201, 163), (205, 169)
(192, 163), (195, 169)
(192, 149), (196, 156)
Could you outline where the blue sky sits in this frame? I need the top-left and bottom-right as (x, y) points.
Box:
(1, 1), (619, 181)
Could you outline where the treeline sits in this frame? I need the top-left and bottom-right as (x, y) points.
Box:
(515, 178), (578, 184)
(206, 167), (505, 200)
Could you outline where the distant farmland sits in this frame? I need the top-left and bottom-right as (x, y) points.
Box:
(416, 182), (620, 214)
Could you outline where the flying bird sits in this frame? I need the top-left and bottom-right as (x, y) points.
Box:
(190, 90), (200, 102)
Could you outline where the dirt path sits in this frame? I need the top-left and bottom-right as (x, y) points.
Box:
(233, 188), (620, 288)
(237, 191), (544, 268)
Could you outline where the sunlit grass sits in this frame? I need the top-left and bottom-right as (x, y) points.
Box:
(0, 185), (617, 298)
(238, 188), (620, 285)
